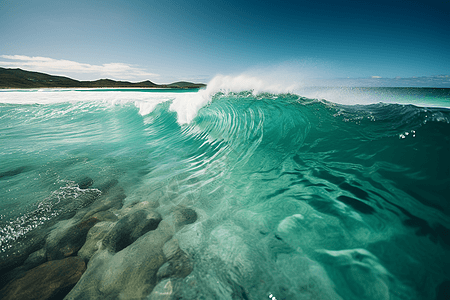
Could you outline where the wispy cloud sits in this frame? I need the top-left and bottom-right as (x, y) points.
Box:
(0, 55), (158, 81)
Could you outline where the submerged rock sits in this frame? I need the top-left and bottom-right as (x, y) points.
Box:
(23, 248), (47, 269)
(0, 266), (28, 292)
(316, 248), (393, 300)
(147, 278), (183, 300)
(0, 179), (124, 293)
(0, 226), (47, 281)
(96, 179), (119, 194)
(173, 207), (197, 228)
(62, 205), (198, 299)
(90, 210), (118, 222)
(157, 238), (193, 281)
(78, 221), (116, 262)
(0, 181), (107, 275)
(78, 185), (125, 222)
(77, 176), (94, 189)
(77, 222), (115, 263)
(0, 256), (86, 300)
(46, 217), (100, 260)
(44, 183), (125, 261)
(102, 209), (162, 252)
(64, 221), (173, 299)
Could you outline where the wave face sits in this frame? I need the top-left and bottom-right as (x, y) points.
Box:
(1, 85), (449, 299)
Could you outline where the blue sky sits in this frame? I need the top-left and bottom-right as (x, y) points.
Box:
(0, 0), (449, 85)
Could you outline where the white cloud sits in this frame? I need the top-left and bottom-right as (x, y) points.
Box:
(0, 55), (158, 81)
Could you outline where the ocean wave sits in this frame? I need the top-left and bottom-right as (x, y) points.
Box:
(1, 81), (450, 299)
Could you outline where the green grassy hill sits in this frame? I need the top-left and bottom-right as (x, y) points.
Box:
(0, 67), (206, 89)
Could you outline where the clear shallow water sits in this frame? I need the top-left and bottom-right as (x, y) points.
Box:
(0, 85), (449, 299)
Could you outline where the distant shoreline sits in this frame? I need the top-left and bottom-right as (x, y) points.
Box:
(0, 87), (202, 90)
(0, 67), (207, 89)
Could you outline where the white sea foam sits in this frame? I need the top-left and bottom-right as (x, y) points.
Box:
(0, 89), (183, 116)
(0, 89), (172, 104)
(169, 73), (299, 124)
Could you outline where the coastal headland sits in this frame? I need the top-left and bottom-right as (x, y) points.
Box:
(0, 67), (206, 89)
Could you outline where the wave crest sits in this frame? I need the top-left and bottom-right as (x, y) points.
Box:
(170, 74), (298, 124)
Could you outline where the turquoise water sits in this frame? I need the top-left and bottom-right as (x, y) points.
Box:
(1, 84), (449, 299)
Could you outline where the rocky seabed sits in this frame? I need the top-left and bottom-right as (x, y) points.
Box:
(0, 178), (197, 299)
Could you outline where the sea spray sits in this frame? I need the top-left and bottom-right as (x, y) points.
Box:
(170, 74), (299, 124)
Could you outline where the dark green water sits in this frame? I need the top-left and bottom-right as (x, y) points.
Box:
(0, 87), (449, 299)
